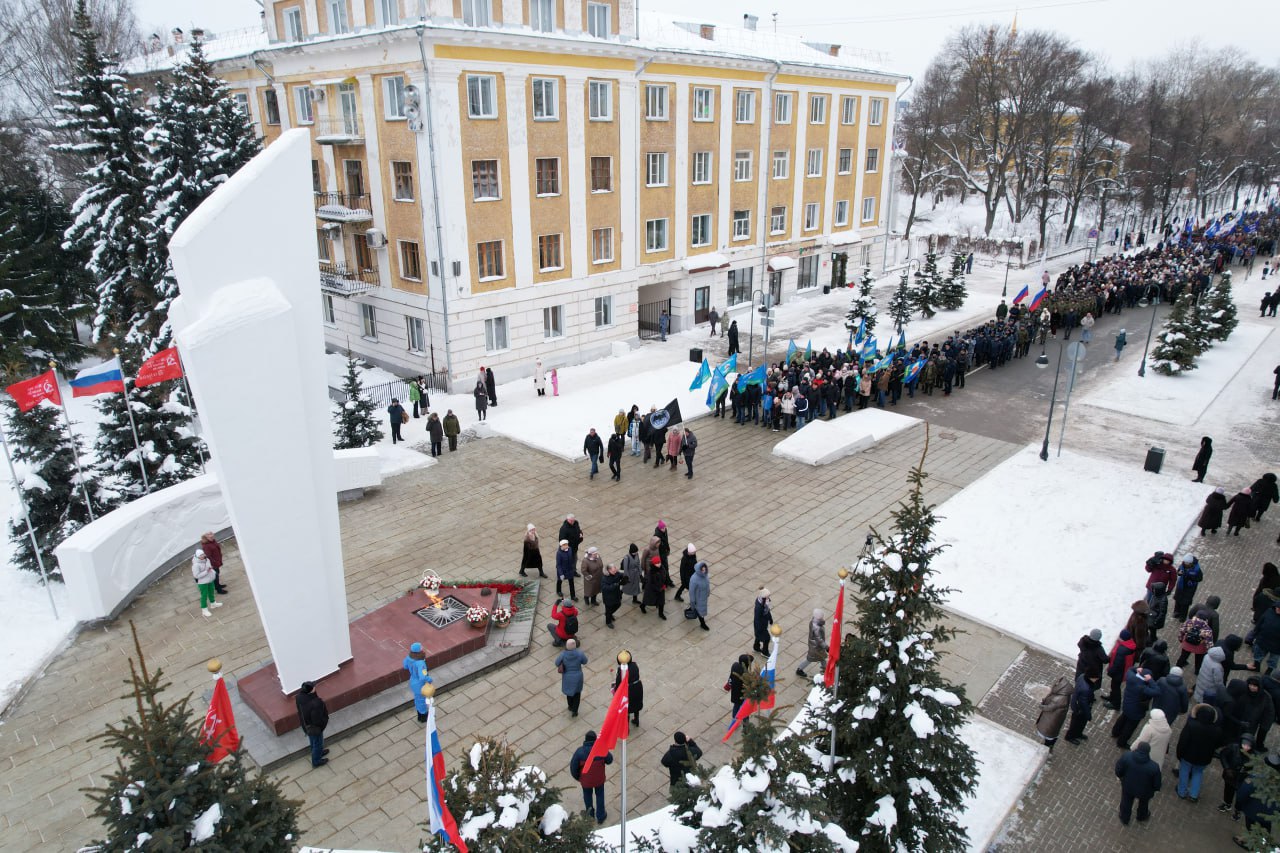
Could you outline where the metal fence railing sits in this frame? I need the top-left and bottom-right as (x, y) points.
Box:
(329, 371), (452, 408)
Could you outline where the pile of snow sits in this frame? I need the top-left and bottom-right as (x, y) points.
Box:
(772, 409), (918, 465)
(957, 717), (1045, 849)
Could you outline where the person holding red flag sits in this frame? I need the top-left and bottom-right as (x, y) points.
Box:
(575, 654), (631, 823)
(200, 663), (241, 763)
(571, 733), (615, 824)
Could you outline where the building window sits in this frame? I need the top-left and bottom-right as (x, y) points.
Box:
(860, 243), (872, 266)
(809, 94), (827, 124)
(735, 90), (755, 123)
(838, 148), (852, 174)
(645, 84), (668, 120)
(586, 1), (610, 37)
(869, 98), (884, 126)
(399, 240), (423, 280)
(485, 316), (509, 351)
(774, 92), (792, 124)
(592, 227), (613, 263)
(311, 159), (322, 192)
(806, 148), (823, 177)
(770, 206), (786, 234)
(477, 240), (504, 279)
(588, 79), (611, 120)
(328, 0), (349, 33)
(841, 95), (857, 125)
(834, 199), (849, 227)
(594, 295), (612, 327)
(772, 150), (789, 179)
(645, 218), (668, 253)
(691, 213), (711, 247)
(392, 161), (414, 201)
(732, 209), (750, 241)
(534, 157), (560, 196)
(379, 0), (400, 25)
(865, 147), (880, 173)
(472, 159), (500, 200)
(316, 228), (331, 260)
(466, 75), (497, 118)
(529, 0), (554, 31)
(693, 87), (714, 121)
(862, 196), (876, 222)
(645, 152), (668, 187)
(384, 76), (406, 119)
(798, 254), (819, 290)
(590, 156), (612, 192)
(804, 202), (819, 231)
(322, 292), (336, 324)
(343, 158), (365, 197)
(232, 92), (250, 118)
(264, 89), (281, 125)
(405, 317), (426, 352)
(532, 77), (559, 120)
(461, 0), (491, 26)
(538, 233), (563, 271)
(692, 151), (712, 185)
(733, 150), (752, 182)
(360, 303), (377, 339)
(727, 267), (752, 306)
(543, 305), (564, 339)
(283, 6), (304, 40)
(295, 86), (314, 124)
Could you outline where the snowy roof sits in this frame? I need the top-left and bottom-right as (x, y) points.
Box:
(767, 255), (797, 271)
(125, 27), (271, 75)
(682, 252), (730, 273)
(828, 230), (863, 246)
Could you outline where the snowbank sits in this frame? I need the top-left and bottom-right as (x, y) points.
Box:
(930, 444), (1207, 658)
(957, 717), (1045, 850)
(772, 410), (919, 465)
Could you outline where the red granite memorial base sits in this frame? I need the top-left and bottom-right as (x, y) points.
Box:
(238, 587), (491, 735)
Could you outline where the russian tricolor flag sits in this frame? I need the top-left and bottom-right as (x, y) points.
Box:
(1027, 287), (1048, 312)
(70, 358), (125, 398)
(425, 703), (468, 852)
(1011, 285), (1030, 305)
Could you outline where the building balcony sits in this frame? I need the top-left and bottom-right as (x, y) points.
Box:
(319, 261), (379, 296)
(313, 115), (363, 145)
(315, 192), (373, 223)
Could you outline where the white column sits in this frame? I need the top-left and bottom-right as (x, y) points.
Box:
(618, 77), (639, 270)
(351, 0), (367, 27)
(673, 80), (689, 258)
(358, 73), (391, 288)
(423, 66), (468, 296)
(823, 91), (838, 233)
(273, 83), (293, 131)
(564, 0), (583, 33)
(853, 95), (869, 230)
(504, 71), (533, 288)
(305, 0), (320, 33)
(716, 83), (732, 248)
(790, 90), (808, 242)
(565, 72), (590, 278)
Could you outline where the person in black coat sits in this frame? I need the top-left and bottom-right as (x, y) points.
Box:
(1191, 436), (1213, 483)
(1177, 703), (1224, 800)
(1138, 639), (1171, 681)
(583, 428), (604, 479)
(559, 514), (584, 560)
(642, 555), (668, 619)
(1152, 668), (1190, 726)
(1064, 674), (1098, 744)
(1114, 742), (1162, 825)
(1227, 488), (1254, 535)
(653, 522), (670, 572)
(674, 544), (697, 602)
(484, 366), (497, 407)
(1113, 667), (1159, 748)
(728, 654), (753, 717)
(295, 681), (330, 767)
(613, 653), (643, 726)
(387, 398), (406, 444)
(606, 432), (625, 481)
(727, 320), (740, 356)
(601, 564), (623, 629)
(753, 589), (774, 654)
(1075, 629), (1109, 681)
(1199, 487), (1228, 534)
(1252, 473), (1279, 521)
(660, 732), (704, 792)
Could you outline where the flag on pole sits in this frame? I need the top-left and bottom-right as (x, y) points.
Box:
(1011, 285), (1030, 305)
(719, 353), (738, 375)
(738, 364), (767, 388)
(823, 582), (846, 688)
(903, 358), (925, 384)
(804, 340), (813, 361)
(1027, 287), (1048, 312)
(860, 337), (878, 360)
(200, 676), (241, 763)
(786, 340), (798, 363)
(759, 638), (779, 710)
(70, 357), (126, 398)
(723, 695), (759, 741)
(689, 358), (711, 390)
(135, 347), (185, 387)
(5, 370), (61, 412)
(896, 329), (907, 351)
(425, 702), (468, 853)
(585, 668), (630, 767)
(706, 366), (728, 408)
(853, 317), (866, 348)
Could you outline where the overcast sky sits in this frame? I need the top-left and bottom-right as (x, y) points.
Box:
(136, 0), (1277, 83)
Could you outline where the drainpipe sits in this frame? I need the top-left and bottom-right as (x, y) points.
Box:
(756, 60), (781, 325)
(416, 22), (454, 388)
(882, 74), (913, 274)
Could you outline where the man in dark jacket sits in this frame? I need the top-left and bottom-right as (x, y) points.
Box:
(660, 732), (704, 793)
(1075, 629), (1109, 681)
(559, 514), (584, 561)
(1138, 639), (1171, 681)
(1177, 703), (1224, 800)
(1173, 555), (1203, 620)
(295, 681), (330, 768)
(583, 428), (604, 479)
(1227, 677), (1276, 746)
(606, 431), (625, 481)
(1114, 742), (1162, 824)
(1064, 674), (1098, 745)
(1152, 667), (1190, 727)
(1113, 666), (1160, 748)
(570, 731), (613, 824)
(1253, 599), (1280, 673)
(387, 398), (406, 444)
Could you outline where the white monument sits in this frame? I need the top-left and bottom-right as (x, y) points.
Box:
(168, 129), (352, 691)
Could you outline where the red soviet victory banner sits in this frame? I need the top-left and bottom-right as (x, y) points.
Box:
(5, 370), (61, 412)
(200, 676), (242, 763)
(584, 669), (630, 767)
(134, 347), (185, 388)
(823, 583), (845, 688)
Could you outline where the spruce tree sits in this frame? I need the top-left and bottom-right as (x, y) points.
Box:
(54, 0), (153, 346)
(886, 271), (913, 336)
(911, 251), (941, 319)
(808, 443), (977, 852)
(1151, 291), (1203, 375)
(333, 352), (384, 448)
(4, 398), (100, 581)
(845, 266), (878, 339)
(84, 624), (302, 850)
(1239, 751), (1280, 849)
(1203, 270), (1238, 343)
(938, 251), (968, 311)
(424, 737), (605, 852)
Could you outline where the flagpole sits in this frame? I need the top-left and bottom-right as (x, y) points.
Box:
(115, 349), (151, 493)
(49, 362), (95, 522)
(618, 653), (631, 853)
(0, 424), (58, 618)
(829, 576), (843, 766)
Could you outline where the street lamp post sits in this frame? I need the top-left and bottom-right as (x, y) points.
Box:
(1137, 285), (1160, 377)
(1002, 255), (1013, 298)
(747, 288), (772, 367)
(1036, 340), (1065, 462)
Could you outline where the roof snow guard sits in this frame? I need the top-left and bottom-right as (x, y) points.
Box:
(682, 252), (730, 274)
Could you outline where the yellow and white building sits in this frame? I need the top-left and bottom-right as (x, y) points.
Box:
(138, 1), (905, 385)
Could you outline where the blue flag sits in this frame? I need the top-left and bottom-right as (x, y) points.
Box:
(739, 364), (767, 387)
(903, 358), (925, 383)
(786, 340), (797, 364)
(706, 367), (728, 407)
(896, 329), (906, 351)
(853, 318), (866, 348)
(804, 340), (813, 361)
(689, 358), (711, 390)
(861, 336), (878, 360)
(720, 353), (738, 375)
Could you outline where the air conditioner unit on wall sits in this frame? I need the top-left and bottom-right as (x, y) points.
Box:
(365, 228), (388, 248)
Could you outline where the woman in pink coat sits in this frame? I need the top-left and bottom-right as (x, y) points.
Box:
(665, 427), (684, 471)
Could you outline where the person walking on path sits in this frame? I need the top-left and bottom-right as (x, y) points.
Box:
(533, 358), (546, 396)
(1152, 667), (1189, 727)
(1177, 703), (1224, 802)
(426, 412), (444, 457)
(547, 597), (579, 647)
(555, 540), (578, 602)
(408, 377), (423, 419)
(402, 642), (432, 723)
(1177, 611), (1215, 673)
(554, 639), (587, 716)
(1131, 708), (1173, 769)
(200, 532), (227, 595)
(621, 544), (642, 605)
(387, 398), (406, 443)
(674, 544), (697, 602)
(1112, 666), (1159, 748)
(583, 428), (603, 479)
(443, 409), (461, 452)
(1064, 674), (1099, 745)
(1103, 629), (1137, 708)
(192, 549), (221, 617)
(665, 426), (683, 472)
(1273, 364), (1279, 401)
(660, 732), (704, 795)
(559, 514), (584, 560)
(1219, 733), (1255, 817)
(1114, 742), (1162, 825)
(601, 563), (623, 629)
(727, 321), (740, 356)
(707, 307), (719, 337)
(472, 377), (488, 421)
(1249, 599), (1280, 674)
(296, 681), (330, 767)
(1192, 436), (1213, 483)
(613, 652), (643, 726)
(1076, 628), (1109, 681)
(580, 546), (604, 606)
(658, 310), (669, 341)
(687, 561), (710, 631)
(1200, 487), (1228, 535)
(607, 430), (625, 481)
(1173, 556), (1204, 621)
(1114, 328), (1127, 361)
(753, 588), (773, 654)
(570, 731), (613, 824)
(643, 556), (669, 619)
(520, 524), (546, 578)
(1193, 646), (1227, 704)
(1227, 487), (1254, 535)
(484, 366), (497, 407)
(728, 654), (753, 718)
(550, 368), (559, 396)
(1251, 473), (1280, 522)
(1036, 674), (1073, 751)
(681, 427), (697, 479)
(797, 609), (827, 678)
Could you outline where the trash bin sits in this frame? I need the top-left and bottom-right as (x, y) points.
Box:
(689, 347), (703, 363)
(1144, 446), (1165, 474)
(823, 285), (831, 294)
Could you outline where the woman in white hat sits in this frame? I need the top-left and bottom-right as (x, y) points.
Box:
(192, 549), (222, 617)
(520, 523), (546, 578)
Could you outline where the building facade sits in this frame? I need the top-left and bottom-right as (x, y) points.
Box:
(155, 0), (905, 387)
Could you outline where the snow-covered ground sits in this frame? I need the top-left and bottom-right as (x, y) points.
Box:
(773, 409), (919, 466)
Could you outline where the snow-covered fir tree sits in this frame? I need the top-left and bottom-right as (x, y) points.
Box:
(886, 270), (913, 335)
(845, 266), (877, 339)
(54, 0), (153, 346)
(1150, 290), (1203, 375)
(424, 737), (605, 852)
(4, 398), (100, 581)
(85, 626), (302, 850)
(1239, 750), (1280, 849)
(1202, 270), (1238, 343)
(333, 352), (385, 448)
(910, 251), (941, 319)
(938, 251), (968, 310)
(807, 447), (977, 852)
